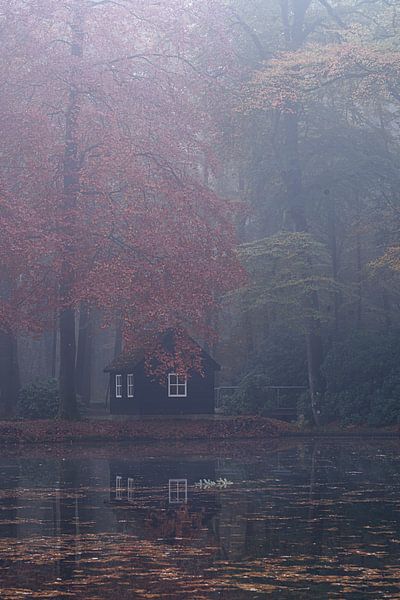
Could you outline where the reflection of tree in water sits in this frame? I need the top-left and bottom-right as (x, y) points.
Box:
(110, 458), (221, 544)
(0, 461), (19, 540)
(2, 446), (400, 599)
(0, 461), (19, 591)
(0, 458), (87, 596)
(56, 458), (80, 585)
(146, 504), (206, 540)
(111, 490), (220, 546)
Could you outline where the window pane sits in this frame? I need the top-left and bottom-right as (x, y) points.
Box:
(168, 373), (187, 397)
(169, 479), (188, 504)
(127, 374), (134, 397)
(116, 374), (122, 398)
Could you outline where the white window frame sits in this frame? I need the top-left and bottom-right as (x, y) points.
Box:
(116, 475), (122, 500)
(168, 373), (187, 398)
(127, 477), (134, 501)
(115, 374), (122, 398)
(127, 373), (134, 398)
(169, 479), (188, 504)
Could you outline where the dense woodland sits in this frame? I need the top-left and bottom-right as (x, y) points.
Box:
(1, 0), (400, 426)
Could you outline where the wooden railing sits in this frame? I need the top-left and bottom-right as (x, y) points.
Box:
(215, 385), (308, 421)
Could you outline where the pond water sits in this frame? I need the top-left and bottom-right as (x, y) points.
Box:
(0, 439), (400, 599)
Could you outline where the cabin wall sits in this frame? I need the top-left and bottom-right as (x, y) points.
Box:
(109, 361), (216, 415)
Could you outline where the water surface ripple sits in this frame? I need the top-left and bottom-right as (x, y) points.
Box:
(0, 439), (399, 598)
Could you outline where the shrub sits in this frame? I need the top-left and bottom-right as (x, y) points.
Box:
(322, 331), (400, 426)
(221, 373), (302, 418)
(368, 392), (400, 427)
(367, 372), (400, 426)
(221, 329), (308, 416)
(224, 373), (272, 415)
(18, 378), (60, 419)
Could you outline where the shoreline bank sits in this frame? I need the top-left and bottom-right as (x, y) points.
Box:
(0, 417), (397, 445)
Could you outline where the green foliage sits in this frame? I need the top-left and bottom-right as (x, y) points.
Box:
(238, 232), (337, 332)
(218, 0), (400, 432)
(240, 231), (327, 263)
(221, 330), (308, 417)
(322, 332), (400, 426)
(256, 331), (308, 387)
(221, 373), (272, 415)
(322, 388), (372, 426)
(18, 378), (60, 420)
(368, 393), (400, 427)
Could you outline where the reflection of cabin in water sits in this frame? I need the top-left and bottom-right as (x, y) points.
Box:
(104, 330), (220, 415)
(110, 458), (217, 502)
(109, 459), (220, 542)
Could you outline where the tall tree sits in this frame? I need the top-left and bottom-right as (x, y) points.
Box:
(0, 0), (243, 418)
(223, 0), (400, 423)
(238, 0), (332, 423)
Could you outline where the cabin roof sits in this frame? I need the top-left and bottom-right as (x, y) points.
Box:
(104, 330), (220, 373)
(104, 348), (145, 372)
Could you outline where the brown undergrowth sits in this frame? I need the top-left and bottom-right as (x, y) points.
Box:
(0, 416), (295, 445)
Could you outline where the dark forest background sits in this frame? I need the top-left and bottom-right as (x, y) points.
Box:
(8, 0), (400, 426)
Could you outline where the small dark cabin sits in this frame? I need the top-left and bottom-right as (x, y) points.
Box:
(104, 331), (220, 415)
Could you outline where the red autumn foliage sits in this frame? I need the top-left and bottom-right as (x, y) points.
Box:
(0, 1), (244, 381)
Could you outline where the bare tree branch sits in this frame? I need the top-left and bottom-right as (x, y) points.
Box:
(318, 0), (348, 28)
(227, 8), (268, 62)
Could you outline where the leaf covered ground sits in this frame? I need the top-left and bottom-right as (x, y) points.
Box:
(0, 416), (296, 445)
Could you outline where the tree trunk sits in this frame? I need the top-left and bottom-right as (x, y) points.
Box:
(59, 306), (78, 419)
(0, 273), (20, 418)
(326, 190), (340, 335)
(51, 312), (58, 379)
(76, 303), (93, 406)
(0, 330), (19, 419)
(279, 2), (325, 426)
(282, 111), (326, 425)
(58, 3), (84, 420)
(305, 306), (325, 425)
(382, 290), (392, 330)
(355, 194), (363, 329)
(43, 310), (58, 378)
(113, 317), (123, 359)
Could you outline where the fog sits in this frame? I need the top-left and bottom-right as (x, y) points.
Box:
(0, 0), (399, 427)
